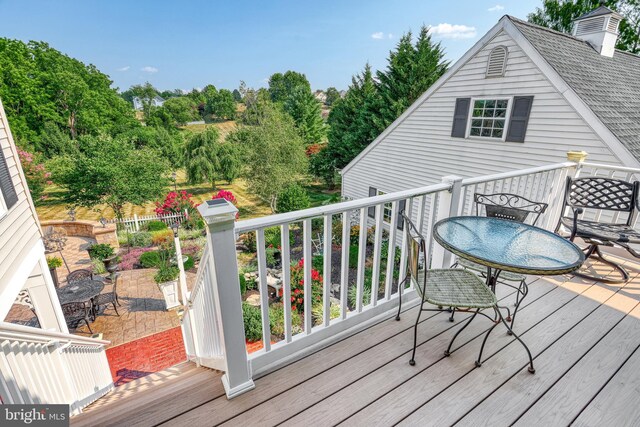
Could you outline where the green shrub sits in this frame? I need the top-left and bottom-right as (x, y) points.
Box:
(129, 232), (153, 248)
(269, 303), (302, 338)
(348, 245), (360, 269)
(182, 255), (195, 270)
(242, 232), (257, 253)
(347, 268), (386, 307)
(146, 220), (168, 231)
(312, 301), (341, 326)
(154, 265), (179, 284)
(139, 250), (163, 268)
(87, 243), (115, 260)
(265, 247), (279, 268)
(117, 231), (129, 246)
(312, 255), (324, 273)
(178, 228), (204, 241)
(92, 258), (107, 275)
(239, 274), (247, 295)
(276, 183), (311, 213)
(46, 256), (62, 269)
(242, 302), (263, 342)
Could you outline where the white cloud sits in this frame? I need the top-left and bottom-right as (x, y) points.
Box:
(116, 66), (130, 72)
(488, 4), (504, 12)
(371, 32), (385, 39)
(388, 33), (394, 39)
(141, 66), (158, 73)
(428, 23), (477, 39)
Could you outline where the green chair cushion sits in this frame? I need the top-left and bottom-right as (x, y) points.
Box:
(413, 269), (497, 309)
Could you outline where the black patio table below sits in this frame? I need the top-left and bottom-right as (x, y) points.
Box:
(56, 280), (104, 305)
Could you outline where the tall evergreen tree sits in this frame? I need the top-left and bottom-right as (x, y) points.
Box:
(284, 86), (325, 145)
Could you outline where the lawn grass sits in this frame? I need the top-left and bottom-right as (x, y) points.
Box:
(181, 120), (237, 140)
(35, 169), (340, 222)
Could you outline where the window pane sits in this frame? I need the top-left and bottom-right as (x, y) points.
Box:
(485, 100), (496, 109)
(496, 100), (508, 109)
(495, 108), (506, 118)
(492, 128), (503, 138)
(474, 100), (485, 109)
(481, 128), (492, 137)
(483, 109), (494, 117)
(470, 128), (481, 136)
(483, 119), (493, 128)
(471, 119), (482, 127)
(473, 108), (483, 117)
(494, 120), (504, 129)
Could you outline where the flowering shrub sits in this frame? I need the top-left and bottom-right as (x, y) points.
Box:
(305, 144), (323, 157)
(151, 230), (174, 246)
(155, 190), (196, 216)
(279, 259), (323, 314)
(17, 149), (51, 203)
(118, 247), (153, 270)
(212, 190), (239, 219)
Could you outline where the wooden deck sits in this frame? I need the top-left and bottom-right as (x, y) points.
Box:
(73, 253), (640, 426)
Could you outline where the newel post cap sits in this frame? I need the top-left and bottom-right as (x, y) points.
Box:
(567, 151), (589, 163)
(197, 199), (238, 231)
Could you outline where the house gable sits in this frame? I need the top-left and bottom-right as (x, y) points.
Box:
(341, 21), (626, 199)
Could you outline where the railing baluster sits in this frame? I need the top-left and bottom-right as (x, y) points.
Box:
(281, 223), (292, 342)
(322, 215), (332, 326)
(397, 198), (413, 297)
(303, 219), (313, 334)
(385, 201), (399, 301)
(355, 208), (368, 312)
(371, 205), (384, 306)
(255, 229), (271, 351)
(340, 211), (350, 320)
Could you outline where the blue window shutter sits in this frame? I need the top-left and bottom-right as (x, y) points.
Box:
(506, 96), (534, 142)
(0, 151), (18, 209)
(451, 98), (471, 138)
(397, 199), (406, 230)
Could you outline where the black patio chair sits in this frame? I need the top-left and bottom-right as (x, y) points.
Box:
(67, 269), (93, 285)
(453, 193), (548, 327)
(555, 176), (640, 283)
(61, 301), (93, 333)
(396, 212), (534, 372)
(93, 273), (121, 316)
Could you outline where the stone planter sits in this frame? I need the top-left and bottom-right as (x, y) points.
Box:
(49, 267), (59, 289)
(157, 280), (180, 310)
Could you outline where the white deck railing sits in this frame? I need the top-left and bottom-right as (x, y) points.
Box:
(0, 322), (112, 415)
(186, 156), (640, 399)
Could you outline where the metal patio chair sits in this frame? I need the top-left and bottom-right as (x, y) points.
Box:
(61, 301), (93, 333)
(555, 176), (640, 283)
(93, 273), (121, 316)
(453, 193), (548, 327)
(67, 269), (93, 285)
(396, 212), (534, 372)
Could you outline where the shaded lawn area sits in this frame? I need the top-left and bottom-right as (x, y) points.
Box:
(36, 170), (340, 221)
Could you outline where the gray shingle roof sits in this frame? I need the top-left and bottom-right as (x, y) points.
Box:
(509, 17), (640, 160)
(574, 5), (621, 20)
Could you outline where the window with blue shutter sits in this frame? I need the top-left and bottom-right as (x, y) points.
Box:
(506, 96), (534, 142)
(0, 150), (18, 211)
(451, 98), (471, 138)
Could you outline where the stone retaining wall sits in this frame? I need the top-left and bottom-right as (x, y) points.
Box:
(41, 220), (119, 249)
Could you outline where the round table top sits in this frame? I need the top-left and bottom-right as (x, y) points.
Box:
(56, 280), (104, 304)
(433, 216), (585, 275)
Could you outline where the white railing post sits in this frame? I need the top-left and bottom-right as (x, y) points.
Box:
(197, 200), (255, 399)
(430, 175), (463, 268)
(133, 213), (140, 231)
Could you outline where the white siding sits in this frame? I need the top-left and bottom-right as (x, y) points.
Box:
(343, 30), (622, 201)
(0, 99), (43, 305)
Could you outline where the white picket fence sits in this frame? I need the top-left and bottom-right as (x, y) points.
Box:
(0, 322), (113, 415)
(109, 209), (190, 232)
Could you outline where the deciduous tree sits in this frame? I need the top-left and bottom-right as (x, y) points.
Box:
(325, 87), (340, 106)
(183, 128), (221, 189)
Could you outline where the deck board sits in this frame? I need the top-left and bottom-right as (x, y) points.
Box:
(73, 256), (640, 427)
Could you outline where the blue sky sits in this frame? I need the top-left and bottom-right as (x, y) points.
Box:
(0, 0), (540, 92)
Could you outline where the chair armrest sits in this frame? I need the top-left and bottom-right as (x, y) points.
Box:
(569, 207), (583, 241)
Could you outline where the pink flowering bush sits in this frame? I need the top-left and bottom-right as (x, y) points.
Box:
(17, 149), (52, 204)
(279, 259), (322, 314)
(212, 190), (239, 219)
(155, 190), (196, 216)
(118, 247), (153, 271)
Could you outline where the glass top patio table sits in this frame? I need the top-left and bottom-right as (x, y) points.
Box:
(56, 280), (104, 305)
(433, 216), (585, 275)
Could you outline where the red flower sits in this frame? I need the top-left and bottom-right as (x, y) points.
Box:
(291, 296), (296, 302)
(294, 289), (300, 295)
(297, 298), (303, 304)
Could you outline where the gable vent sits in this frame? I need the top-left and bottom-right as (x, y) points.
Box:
(486, 46), (507, 78)
(575, 17), (606, 35)
(607, 17), (620, 32)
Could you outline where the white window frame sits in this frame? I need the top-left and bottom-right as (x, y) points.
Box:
(0, 186), (7, 219)
(377, 190), (393, 225)
(466, 97), (513, 141)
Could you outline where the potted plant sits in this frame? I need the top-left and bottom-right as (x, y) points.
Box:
(154, 262), (180, 310)
(87, 243), (115, 261)
(46, 256), (63, 288)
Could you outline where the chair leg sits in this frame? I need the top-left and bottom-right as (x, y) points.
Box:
(409, 300), (426, 366)
(448, 307), (455, 322)
(113, 302), (120, 316)
(445, 309), (479, 357)
(85, 318), (93, 334)
(395, 276), (409, 321)
(476, 315), (500, 367)
(573, 244), (629, 284)
(496, 306), (535, 373)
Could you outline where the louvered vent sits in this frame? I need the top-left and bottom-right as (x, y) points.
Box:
(486, 46), (507, 78)
(607, 17), (620, 32)
(575, 17), (606, 35)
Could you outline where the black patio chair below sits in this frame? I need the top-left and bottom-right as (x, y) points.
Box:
(555, 176), (640, 283)
(453, 193), (548, 327)
(396, 212), (534, 372)
(61, 301), (93, 333)
(67, 269), (93, 285)
(93, 273), (121, 316)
